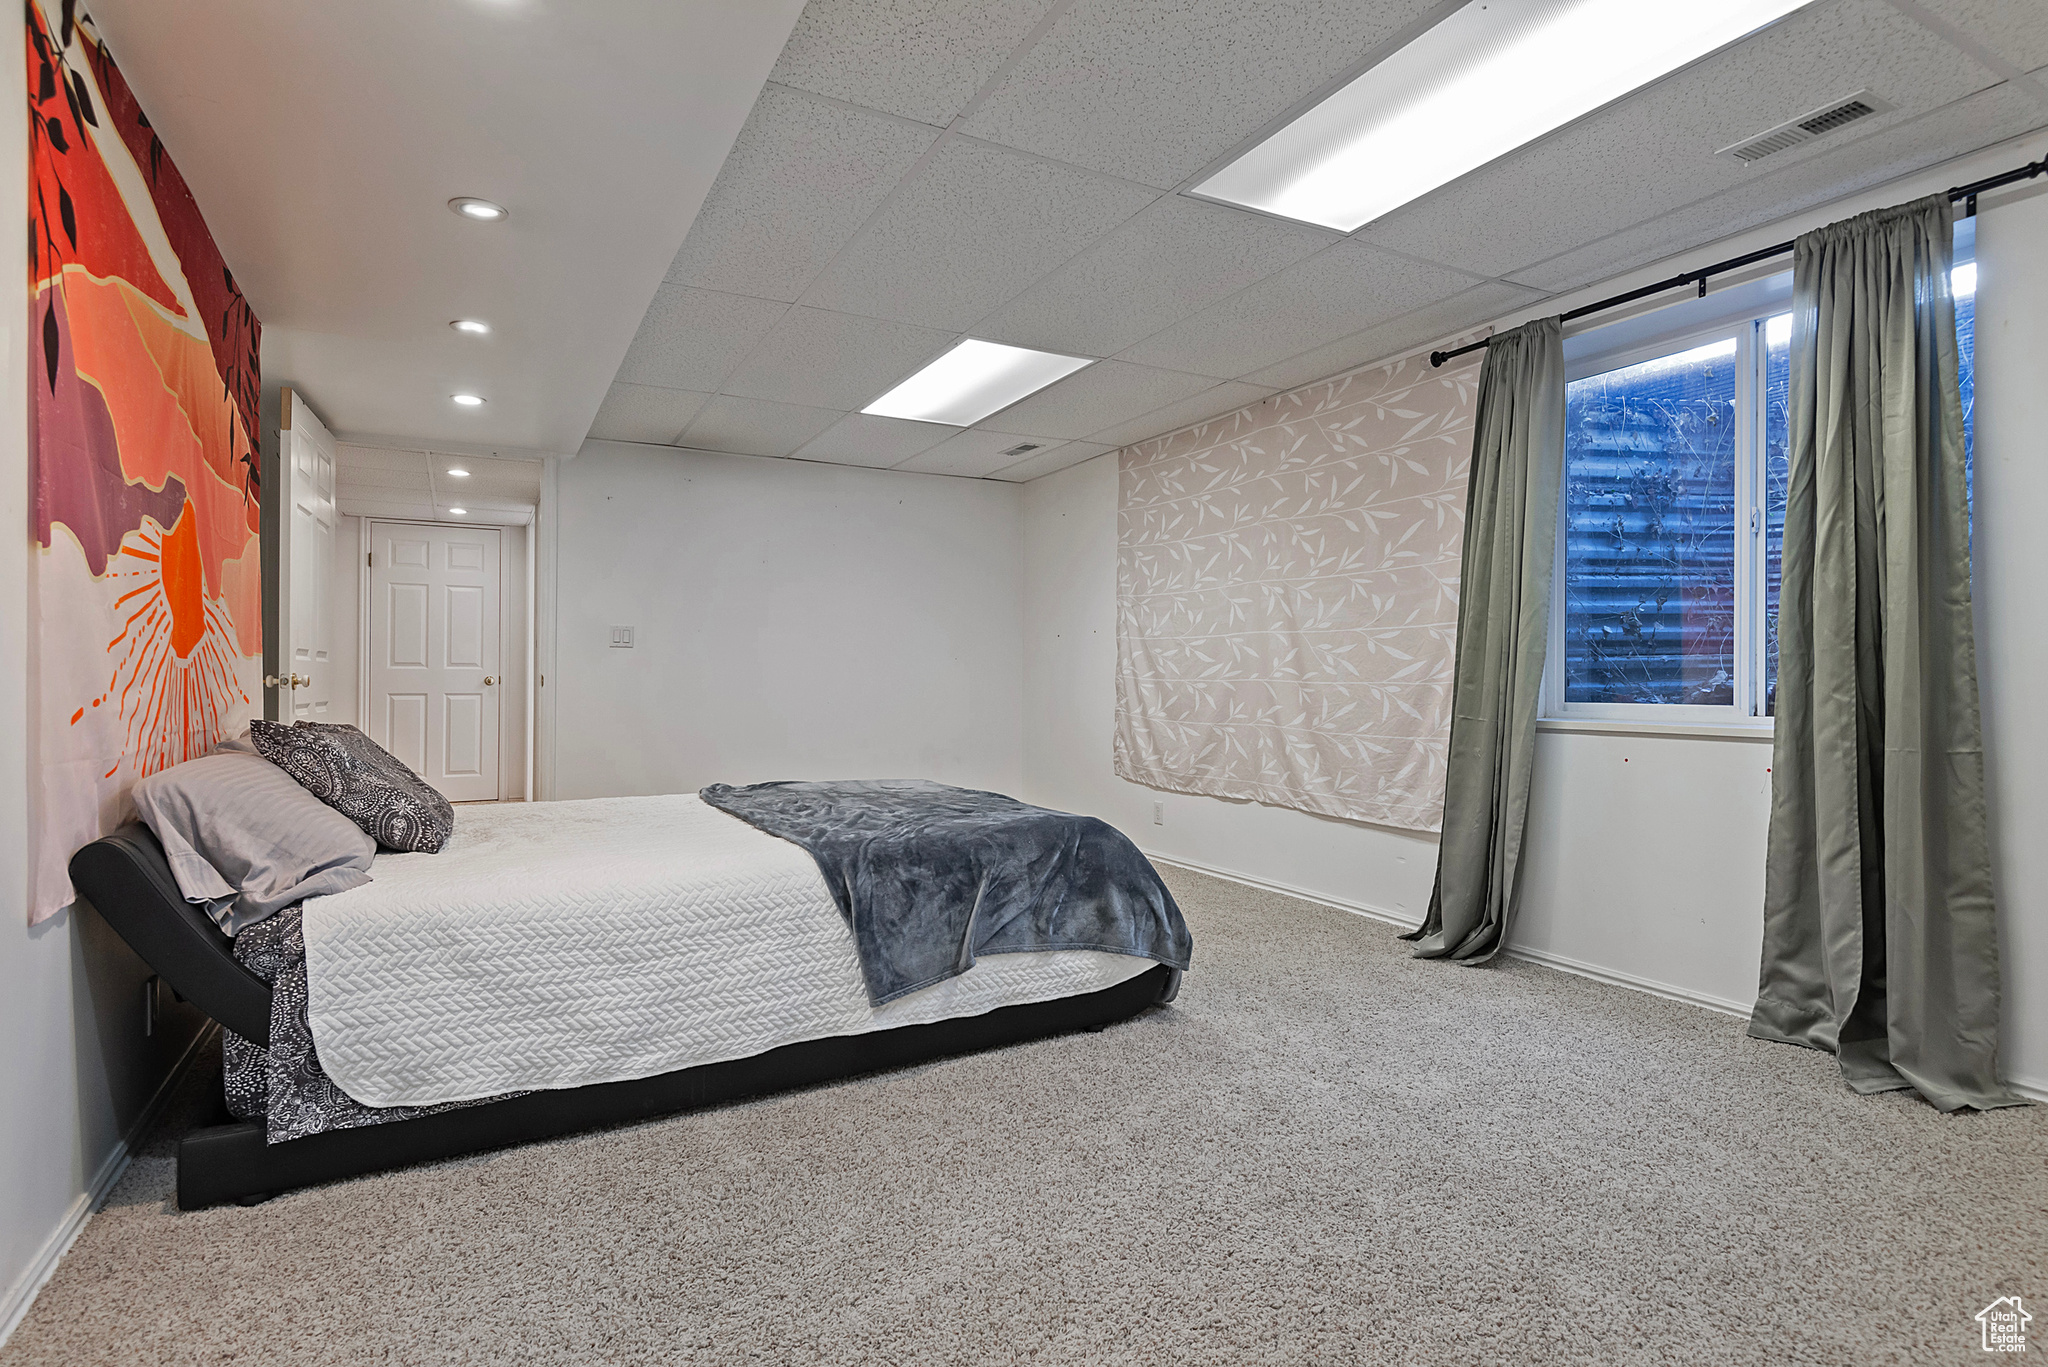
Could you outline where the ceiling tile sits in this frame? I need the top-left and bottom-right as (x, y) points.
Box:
(768, 0), (1064, 127)
(336, 468), (429, 495)
(665, 86), (939, 302)
(444, 456), (544, 502)
(1241, 280), (1545, 391)
(982, 359), (1219, 440)
(1910, 0), (2048, 71)
(336, 494), (435, 521)
(718, 307), (957, 410)
(336, 465), (430, 494)
(585, 383), (711, 445)
(987, 440), (1116, 482)
(680, 395), (842, 458)
(894, 428), (1059, 477)
(974, 195), (1336, 358)
(442, 498), (532, 516)
(796, 137), (1158, 331)
(445, 477), (542, 504)
(614, 286), (789, 391)
(1120, 241), (1481, 380)
(336, 444), (429, 473)
(1084, 379), (1277, 449)
(1512, 82), (2048, 293)
(1359, 0), (2001, 280)
(792, 412), (957, 466)
(956, 0), (1444, 189)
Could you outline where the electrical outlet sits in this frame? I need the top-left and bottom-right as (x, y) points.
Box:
(1152, 800), (1164, 826)
(610, 625), (634, 649)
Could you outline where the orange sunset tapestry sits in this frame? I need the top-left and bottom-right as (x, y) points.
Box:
(28, 0), (262, 923)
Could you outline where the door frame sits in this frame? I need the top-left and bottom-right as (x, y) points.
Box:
(266, 387), (339, 721)
(357, 516), (534, 802)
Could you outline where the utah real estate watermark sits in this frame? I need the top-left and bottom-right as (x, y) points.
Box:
(1977, 1297), (2031, 1353)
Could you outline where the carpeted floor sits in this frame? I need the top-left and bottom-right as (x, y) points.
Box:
(4, 866), (2043, 1366)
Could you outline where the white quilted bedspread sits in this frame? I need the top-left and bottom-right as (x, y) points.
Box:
(300, 795), (1153, 1108)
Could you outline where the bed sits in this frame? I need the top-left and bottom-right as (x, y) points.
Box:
(71, 782), (1188, 1210)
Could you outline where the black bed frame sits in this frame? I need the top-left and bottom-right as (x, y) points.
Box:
(70, 824), (1176, 1210)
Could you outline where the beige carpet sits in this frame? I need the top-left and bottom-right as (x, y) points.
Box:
(5, 866), (2043, 1366)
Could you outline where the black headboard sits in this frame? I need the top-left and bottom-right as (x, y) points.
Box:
(69, 823), (273, 1045)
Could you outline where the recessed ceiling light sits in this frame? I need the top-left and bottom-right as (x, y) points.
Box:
(451, 393), (485, 407)
(448, 197), (507, 222)
(863, 339), (1093, 427)
(1193, 0), (1814, 232)
(447, 467), (471, 478)
(448, 507), (468, 516)
(450, 319), (491, 335)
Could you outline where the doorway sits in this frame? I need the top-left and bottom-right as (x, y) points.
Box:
(366, 520), (504, 803)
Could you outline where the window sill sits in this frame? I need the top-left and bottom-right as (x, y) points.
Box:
(1537, 717), (1776, 743)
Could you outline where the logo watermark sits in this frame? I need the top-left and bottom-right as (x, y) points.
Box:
(1978, 1297), (2031, 1354)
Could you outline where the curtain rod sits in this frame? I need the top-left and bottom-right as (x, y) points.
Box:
(1428, 155), (2048, 368)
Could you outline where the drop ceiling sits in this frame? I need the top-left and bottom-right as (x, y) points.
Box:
(334, 447), (544, 528)
(80, 0), (808, 457)
(82, 0), (2048, 480)
(594, 0), (2048, 481)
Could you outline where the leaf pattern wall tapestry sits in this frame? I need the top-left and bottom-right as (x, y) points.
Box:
(1116, 346), (1483, 833)
(28, 0), (262, 923)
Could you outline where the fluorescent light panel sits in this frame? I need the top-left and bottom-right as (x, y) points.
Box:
(863, 339), (1092, 427)
(1194, 0), (1814, 232)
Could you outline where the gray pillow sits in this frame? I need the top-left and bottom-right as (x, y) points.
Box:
(131, 750), (377, 934)
(212, 726), (258, 756)
(251, 720), (456, 853)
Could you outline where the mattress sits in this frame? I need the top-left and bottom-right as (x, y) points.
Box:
(301, 795), (1154, 1108)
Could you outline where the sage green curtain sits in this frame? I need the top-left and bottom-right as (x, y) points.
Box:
(1404, 317), (1564, 963)
(1750, 195), (2021, 1111)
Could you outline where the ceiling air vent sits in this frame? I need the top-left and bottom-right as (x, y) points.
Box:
(998, 443), (1041, 457)
(1718, 90), (1891, 164)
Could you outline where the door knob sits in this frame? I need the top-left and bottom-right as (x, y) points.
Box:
(483, 676), (497, 686)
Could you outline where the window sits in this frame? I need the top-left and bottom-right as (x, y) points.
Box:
(1549, 258), (1977, 725)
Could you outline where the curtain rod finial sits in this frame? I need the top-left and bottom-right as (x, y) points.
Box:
(1429, 351), (1447, 368)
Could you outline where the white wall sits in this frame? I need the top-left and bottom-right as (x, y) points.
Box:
(1020, 138), (2048, 1096)
(550, 441), (1023, 801)
(332, 514), (361, 727)
(499, 524), (530, 798)
(332, 514), (530, 800)
(1972, 181), (2048, 1100)
(0, 44), (205, 1343)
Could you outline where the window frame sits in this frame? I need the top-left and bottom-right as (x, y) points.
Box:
(1543, 314), (1773, 729)
(1538, 224), (1975, 736)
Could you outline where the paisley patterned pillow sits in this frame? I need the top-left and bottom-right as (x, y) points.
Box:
(250, 720), (455, 853)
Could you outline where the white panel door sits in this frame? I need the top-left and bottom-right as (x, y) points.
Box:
(368, 522), (502, 802)
(272, 389), (339, 721)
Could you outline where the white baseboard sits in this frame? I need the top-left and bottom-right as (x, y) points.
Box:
(1498, 941), (1752, 1018)
(1146, 851), (2048, 1102)
(0, 1023), (215, 1351)
(1143, 849), (1424, 933)
(2007, 1076), (2048, 1104)
(1151, 850), (1739, 1015)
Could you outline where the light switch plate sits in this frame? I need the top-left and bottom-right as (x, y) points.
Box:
(610, 625), (634, 649)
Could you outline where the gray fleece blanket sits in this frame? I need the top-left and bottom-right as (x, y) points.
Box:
(699, 779), (1191, 1006)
